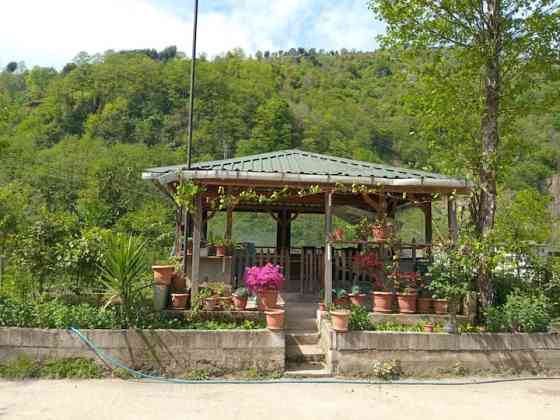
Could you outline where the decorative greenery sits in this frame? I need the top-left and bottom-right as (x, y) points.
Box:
(349, 305), (371, 331)
(370, 359), (403, 380)
(485, 290), (551, 333)
(0, 356), (104, 380)
(174, 179), (206, 212)
(427, 242), (470, 303)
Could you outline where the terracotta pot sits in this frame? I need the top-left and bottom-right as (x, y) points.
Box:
(349, 293), (367, 306)
(330, 310), (351, 332)
(396, 293), (417, 314)
(333, 295), (350, 306)
(218, 296), (233, 310)
(424, 323), (434, 333)
(371, 225), (393, 242)
(171, 272), (186, 290)
(417, 297), (433, 314)
(215, 246), (226, 257)
(433, 299), (448, 315)
(373, 291), (393, 313)
(232, 295), (248, 311)
(332, 228), (345, 242)
(152, 265), (175, 286)
(257, 289), (278, 310)
(319, 302), (327, 312)
(170, 293), (189, 310)
(265, 309), (285, 330)
(204, 297), (218, 311)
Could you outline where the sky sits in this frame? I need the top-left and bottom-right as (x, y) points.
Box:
(0, 0), (385, 69)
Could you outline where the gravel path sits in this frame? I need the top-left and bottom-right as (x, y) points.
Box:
(1, 378), (559, 419)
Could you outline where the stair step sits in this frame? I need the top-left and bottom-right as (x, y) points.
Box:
(286, 344), (325, 363)
(286, 332), (320, 346)
(284, 362), (331, 378)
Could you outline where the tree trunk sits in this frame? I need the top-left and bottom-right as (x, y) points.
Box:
(477, 0), (501, 309)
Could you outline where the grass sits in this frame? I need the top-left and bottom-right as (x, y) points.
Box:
(0, 356), (104, 380)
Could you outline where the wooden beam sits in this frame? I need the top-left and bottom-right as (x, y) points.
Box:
(191, 194), (203, 299)
(324, 191), (333, 305)
(424, 200), (433, 244)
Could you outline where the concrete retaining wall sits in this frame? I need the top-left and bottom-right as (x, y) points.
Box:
(320, 319), (560, 375)
(0, 328), (285, 374)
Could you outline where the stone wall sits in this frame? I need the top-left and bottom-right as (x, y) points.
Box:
(0, 328), (285, 374)
(321, 320), (560, 375)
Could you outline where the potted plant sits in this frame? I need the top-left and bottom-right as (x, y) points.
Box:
(332, 288), (349, 306)
(170, 291), (189, 310)
(423, 321), (434, 333)
(330, 305), (351, 332)
(318, 289), (327, 311)
(265, 308), (285, 330)
(417, 284), (434, 314)
(371, 218), (394, 242)
(213, 237), (234, 257)
(232, 287), (249, 310)
(394, 271), (418, 314)
(353, 217), (372, 242)
(372, 260), (397, 313)
(152, 261), (175, 286)
(244, 263), (285, 310)
(349, 284), (367, 306)
(329, 227), (345, 242)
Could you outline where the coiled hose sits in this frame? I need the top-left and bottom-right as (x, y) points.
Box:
(69, 327), (560, 386)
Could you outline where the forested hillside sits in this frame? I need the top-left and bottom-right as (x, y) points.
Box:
(1, 47), (558, 292)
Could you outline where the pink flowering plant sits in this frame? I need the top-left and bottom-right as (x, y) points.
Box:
(244, 263), (285, 293)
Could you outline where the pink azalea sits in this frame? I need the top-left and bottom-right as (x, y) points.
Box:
(244, 263), (285, 293)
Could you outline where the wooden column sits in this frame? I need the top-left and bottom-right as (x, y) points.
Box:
(225, 207), (233, 241)
(191, 194), (203, 299)
(447, 194), (458, 242)
(324, 191), (333, 305)
(424, 200), (433, 244)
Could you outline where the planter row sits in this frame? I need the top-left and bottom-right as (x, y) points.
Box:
(330, 293), (449, 315)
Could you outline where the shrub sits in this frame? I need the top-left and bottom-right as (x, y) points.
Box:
(0, 356), (103, 379)
(485, 290), (551, 332)
(349, 305), (371, 331)
(244, 263), (285, 292)
(371, 359), (402, 380)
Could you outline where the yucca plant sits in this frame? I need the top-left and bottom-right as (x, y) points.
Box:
(99, 234), (148, 328)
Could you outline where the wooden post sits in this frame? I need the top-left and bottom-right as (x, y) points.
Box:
(446, 194), (458, 242)
(225, 207), (233, 241)
(324, 191), (333, 305)
(424, 200), (433, 244)
(191, 194), (203, 299)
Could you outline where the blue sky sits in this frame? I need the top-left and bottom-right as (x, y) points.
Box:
(0, 0), (384, 69)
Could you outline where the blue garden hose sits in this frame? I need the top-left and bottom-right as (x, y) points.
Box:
(68, 327), (560, 386)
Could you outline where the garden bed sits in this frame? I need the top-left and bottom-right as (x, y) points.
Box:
(164, 309), (264, 323)
(0, 327), (285, 375)
(319, 318), (560, 376)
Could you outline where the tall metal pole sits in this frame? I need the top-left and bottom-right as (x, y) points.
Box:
(183, 0), (199, 276)
(186, 0), (198, 169)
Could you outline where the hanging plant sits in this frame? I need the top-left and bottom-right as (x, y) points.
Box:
(174, 178), (206, 212)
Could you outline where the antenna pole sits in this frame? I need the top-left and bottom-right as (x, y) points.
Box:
(186, 0), (198, 168)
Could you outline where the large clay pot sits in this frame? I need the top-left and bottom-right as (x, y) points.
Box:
(373, 291), (393, 313)
(170, 293), (189, 310)
(232, 295), (248, 311)
(417, 297), (433, 314)
(257, 289), (278, 310)
(218, 296), (233, 310)
(215, 246), (226, 257)
(396, 293), (417, 314)
(433, 299), (448, 315)
(204, 297), (218, 311)
(333, 295), (350, 307)
(152, 265), (175, 286)
(265, 309), (285, 330)
(330, 310), (351, 332)
(349, 293), (367, 306)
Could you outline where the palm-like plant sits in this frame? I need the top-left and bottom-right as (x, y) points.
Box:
(99, 234), (147, 328)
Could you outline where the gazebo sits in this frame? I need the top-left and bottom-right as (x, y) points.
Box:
(143, 149), (470, 304)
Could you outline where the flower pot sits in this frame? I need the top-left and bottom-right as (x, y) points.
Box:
(349, 293), (367, 306)
(152, 265), (175, 286)
(232, 295), (248, 311)
(153, 284), (169, 311)
(396, 293), (417, 314)
(215, 246), (226, 257)
(265, 309), (285, 330)
(332, 228), (345, 242)
(319, 302), (327, 312)
(333, 295), (350, 306)
(171, 272), (186, 290)
(372, 291), (393, 313)
(170, 293), (189, 310)
(257, 289), (278, 310)
(218, 296), (233, 310)
(424, 323), (434, 333)
(371, 225), (393, 242)
(204, 297), (218, 311)
(417, 297), (433, 314)
(433, 299), (448, 315)
(330, 310), (351, 332)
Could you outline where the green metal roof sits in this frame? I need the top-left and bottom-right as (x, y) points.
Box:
(143, 149), (470, 191)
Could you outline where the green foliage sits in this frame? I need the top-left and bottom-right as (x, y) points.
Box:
(349, 305), (371, 331)
(370, 359), (402, 380)
(485, 290), (552, 333)
(427, 242), (470, 302)
(98, 234), (148, 327)
(0, 356), (103, 380)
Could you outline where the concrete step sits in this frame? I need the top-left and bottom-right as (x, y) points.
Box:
(284, 362), (331, 378)
(285, 331), (320, 346)
(286, 344), (325, 363)
(285, 317), (318, 331)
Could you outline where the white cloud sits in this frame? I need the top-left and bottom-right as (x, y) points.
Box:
(0, 0), (383, 69)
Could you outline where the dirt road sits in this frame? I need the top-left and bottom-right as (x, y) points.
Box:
(1, 378), (559, 420)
